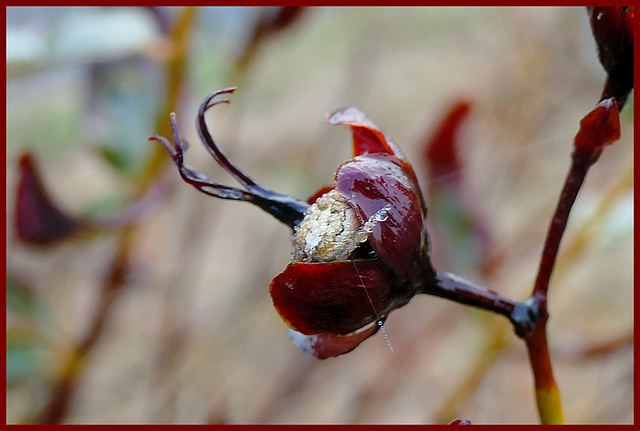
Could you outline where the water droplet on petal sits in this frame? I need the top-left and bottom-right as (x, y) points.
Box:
(316, 196), (328, 209)
(356, 231), (369, 243)
(375, 212), (388, 222)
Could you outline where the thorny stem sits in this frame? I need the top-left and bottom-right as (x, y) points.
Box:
(150, 88), (309, 228)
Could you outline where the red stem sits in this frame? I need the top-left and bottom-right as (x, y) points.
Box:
(524, 315), (553, 389)
(532, 150), (594, 303)
(520, 150), (595, 424)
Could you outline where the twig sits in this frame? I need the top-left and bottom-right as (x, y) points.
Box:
(31, 7), (197, 424)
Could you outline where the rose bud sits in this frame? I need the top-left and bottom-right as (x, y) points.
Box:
(587, 6), (634, 108)
(152, 88), (437, 359)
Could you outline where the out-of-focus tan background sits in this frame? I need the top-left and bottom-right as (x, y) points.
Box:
(6, 7), (633, 424)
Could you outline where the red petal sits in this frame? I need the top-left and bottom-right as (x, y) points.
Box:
(288, 322), (380, 359)
(270, 260), (413, 335)
(335, 154), (431, 281)
(306, 185), (334, 205)
(325, 107), (404, 158)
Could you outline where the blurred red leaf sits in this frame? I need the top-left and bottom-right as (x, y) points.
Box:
(423, 100), (471, 187)
(235, 7), (306, 72)
(15, 153), (83, 245)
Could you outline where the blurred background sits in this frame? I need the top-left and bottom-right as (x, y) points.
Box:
(6, 7), (633, 424)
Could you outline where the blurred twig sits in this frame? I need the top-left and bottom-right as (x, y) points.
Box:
(434, 323), (510, 424)
(233, 7), (306, 75)
(557, 331), (633, 360)
(31, 7), (197, 424)
(33, 225), (134, 424)
(138, 8), (197, 190)
(148, 197), (208, 423)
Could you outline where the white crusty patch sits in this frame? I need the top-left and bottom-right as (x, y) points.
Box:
(291, 189), (392, 263)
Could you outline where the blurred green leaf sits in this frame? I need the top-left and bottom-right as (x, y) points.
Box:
(83, 193), (128, 218)
(99, 146), (140, 173)
(6, 328), (42, 386)
(7, 277), (38, 318)
(6, 278), (48, 386)
(432, 191), (481, 275)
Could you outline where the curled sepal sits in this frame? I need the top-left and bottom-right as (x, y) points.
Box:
(150, 88), (309, 228)
(335, 153), (431, 282)
(270, 260), (416, 335)
(326, 107), (405, 158)
(288, 321), (380, 359)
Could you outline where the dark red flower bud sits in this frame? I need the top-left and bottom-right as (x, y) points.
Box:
(154, 90), (436, 359)
(587, 6), (634, 108)
(270, 108), (435, 358)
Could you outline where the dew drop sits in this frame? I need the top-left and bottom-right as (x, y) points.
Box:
(356, 231), (369, 243)
(375, 212), (388, 222)
(316, 197), (328, 209)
